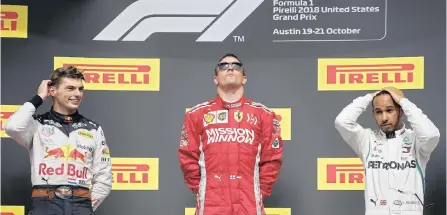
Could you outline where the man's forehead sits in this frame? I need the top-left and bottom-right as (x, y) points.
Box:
(220, 56), (240, 63)
(373, 94), (396, 107)
(59, 77), (83, 86)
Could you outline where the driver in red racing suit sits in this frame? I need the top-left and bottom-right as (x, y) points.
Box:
(178, 53), (283, 215)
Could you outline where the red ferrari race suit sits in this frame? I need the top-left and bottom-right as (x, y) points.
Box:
(178, 95), (284, 215)
(4, 95), (112, 212)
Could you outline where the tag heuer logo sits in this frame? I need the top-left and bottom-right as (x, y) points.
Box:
(272, 138), (279, 149)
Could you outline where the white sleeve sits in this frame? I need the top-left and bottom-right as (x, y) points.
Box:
(90, 126), (113, 211)
(334, 94), (373, 159)
(399, 98), (440, 158)
(4, 102), (39, 150)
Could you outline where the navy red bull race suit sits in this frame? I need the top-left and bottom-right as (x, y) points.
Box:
(178, 96), (284, 215)
(4, 95), (112, 215)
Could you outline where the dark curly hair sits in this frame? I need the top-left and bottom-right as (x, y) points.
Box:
(49, 65), (85, 87)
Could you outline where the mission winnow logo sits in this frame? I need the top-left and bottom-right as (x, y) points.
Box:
(94, 0), (264, 42)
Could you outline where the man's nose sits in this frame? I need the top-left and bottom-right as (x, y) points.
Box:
(382, 114), (389, 122)
(73, 89), (82, 96)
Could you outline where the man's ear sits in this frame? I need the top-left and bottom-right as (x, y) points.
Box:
(49, 86), (56, 97)
(242, 76), (247, 85)
(213, 76), (218, 85)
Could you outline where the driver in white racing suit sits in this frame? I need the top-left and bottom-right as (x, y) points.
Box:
(334, 87), (440, 215)
(5, 66), (112, 215)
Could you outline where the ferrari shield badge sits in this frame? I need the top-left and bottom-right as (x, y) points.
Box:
(234, 110), (243, 122)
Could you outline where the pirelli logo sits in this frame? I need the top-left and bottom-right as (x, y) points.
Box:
(317, 158), (365, 190)
(54, 57), (160, 91)
(1, 5), (28, 38)
(318, 57), (424, 91)
(0, 205), (25, 215)
(111, 158), (159, 190)
(1, 105), (21, 138)
(185, 208), (291, 215)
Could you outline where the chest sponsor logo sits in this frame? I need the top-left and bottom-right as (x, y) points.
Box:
(78, 130), (94, 139)
(206, 128), (255, 144)
(111, 158), (159, 190)
(54, 57), (160, 91)
(0, 205), (25, 215)
(43, 119), (62, 127)
(0, 105), (21, 138)
(185, 207), (291, 215)
(367, 160), (416, 170)
(318, 57), (424, 91)
(44, 144), (89, 164)
(234, 110), (243, 122)
(317, 158), (365, 190)
(39, 163), (88, 179)
(203, 110), (228, 126)
(41, 126), (55, 137)
(72, 122), (87, 129)
(1, 5), (28, 38)
(185, 107), (292, 140)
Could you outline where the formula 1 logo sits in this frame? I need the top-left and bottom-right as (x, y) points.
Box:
(94, 0), (264, 42)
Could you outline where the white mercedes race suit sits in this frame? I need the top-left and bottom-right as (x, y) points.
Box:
(4, 98), (113, 211)
(334, 94), (440, 215)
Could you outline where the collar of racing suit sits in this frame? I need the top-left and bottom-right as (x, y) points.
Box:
(215, 95), (246, 109)
(379, 123), (406, 139)
(49, 106), (82, 124)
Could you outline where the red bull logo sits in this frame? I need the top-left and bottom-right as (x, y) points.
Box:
(68, 149), (88, 163)
(44, 145), (88, 164)
(39, 163), (88, 179)
(44, 147), (65, 159)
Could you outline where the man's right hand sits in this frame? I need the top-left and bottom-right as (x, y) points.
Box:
(37, 80), (52, 100)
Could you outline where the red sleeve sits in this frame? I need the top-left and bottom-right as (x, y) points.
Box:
(178, 112), (201, 194)
(259, 111), (283, 199)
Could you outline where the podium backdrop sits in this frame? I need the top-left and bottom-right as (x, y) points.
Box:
(1, 0), (445, 214)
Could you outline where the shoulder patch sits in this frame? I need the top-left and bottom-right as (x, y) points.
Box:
(250, 101), (274, 114)
(188, 101), (211, 113)
(33, 112), (50, 124)
(80, 116), (100, 130)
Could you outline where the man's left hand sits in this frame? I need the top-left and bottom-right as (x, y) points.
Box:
(382, 86), (405, 104)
